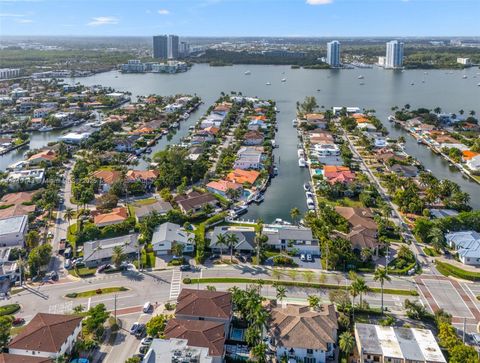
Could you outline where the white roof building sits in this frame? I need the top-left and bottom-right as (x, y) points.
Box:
(59, 131), (92, 144)
(445, 230), (480, 266)
(151, 222), (194, 255)
(143, 338), (213, 363)
(0, 215), (28, 247)
(466, 154), (480, 172)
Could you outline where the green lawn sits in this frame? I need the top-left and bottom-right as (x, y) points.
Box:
(132, 198), (157, 206)
(435, 261), (480, 281)
(66, 287), (129, 298)
(423, 247), (439, 257)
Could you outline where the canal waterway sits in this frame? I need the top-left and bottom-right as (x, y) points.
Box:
(2, 64), (479, 221)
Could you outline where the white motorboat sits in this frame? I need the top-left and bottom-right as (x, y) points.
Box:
(298, 158), (306, 167)
(303, 183), (311, 191)
(477, 83), (480, 87)
(273, 166), (279, 176)
(38, 125), (53, 132)
(281, 78), (287, 82)
(244, 71), (251, 75)
(462, 75), (468, 79)
(388, 115), (395, 122)
(357, 75), (364, 79)
(292, 119), (298, 127)
(297, 149), (304, 158)
(266, 82), (271, 85)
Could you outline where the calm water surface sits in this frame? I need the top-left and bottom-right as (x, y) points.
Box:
(2, 64), (479, 221)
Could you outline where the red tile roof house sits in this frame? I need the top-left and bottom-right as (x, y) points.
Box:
(206, 180), (243, 200)
(126, 170), (159, 191)
(243, 130), (265, 146)
(92, 207), (129, 227)
(0, 353), (53, 362)
(7, 313), (83, 360)
(92, 170), (122, 193)
(323, 166), (356, 185)
(27, 150), (57, 166)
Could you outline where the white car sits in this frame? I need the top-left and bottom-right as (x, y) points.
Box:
(300, 254), (306, 261)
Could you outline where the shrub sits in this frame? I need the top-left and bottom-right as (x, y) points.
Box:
(0, 304), (20, 316)
(272, 255), (297, 267)
(66, 293), (78, 298)
(164, 302), (176, 311)
(435, 261), (480, 281)
(183, 278), (192, 284)
(96, 289), (103, 294)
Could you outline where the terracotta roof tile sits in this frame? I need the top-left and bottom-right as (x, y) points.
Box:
(175, 289), (232, 320)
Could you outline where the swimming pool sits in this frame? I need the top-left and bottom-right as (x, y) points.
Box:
(314, 169), (323, 175)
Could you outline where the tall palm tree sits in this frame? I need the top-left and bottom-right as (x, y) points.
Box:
(290, 207), (300, 226)
(307, 295), (320, 310)
(64, 208), (74, 228)
(216, 233), (227, 256)
(111, 246), (126, 268)
(349, 281), (359, 321)
(339, 331), (355, 359)
(275, 285), (287, 304)
(226, 233), (239, 263)
(354, 277), (369, 307)
(374, 267), (391, 314)
(254, 219), (264, 264)
(428, 227), (446, 252)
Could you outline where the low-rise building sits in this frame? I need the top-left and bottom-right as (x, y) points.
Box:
(58, 131), (92, 144)
(92, 170), (122, 193)
(142, 338), (213, 363)
(27, 150), (57, 166)
(126, 170), (159, 191)
(83, 234), (138, 267)
(210, 226), (256, 254)
(354, 323), (446, 363)
(8, 313), (83, 360)
(466, 154), (480, 172)
(132, 200), (173, 221)
(225, 169), (260, 185)
(151, 222), (194, 255)
(234, 147), (264, 170)
(445, 230), (480, 266)
(92, 207), (129, 227)
(0, 215), (28, 247)
(268, 304), (338, 363)
(263, 224), (320, 256)
(7, 169), (45, 190)
(174, 191), (217, 214)
(206, 180), (243, 199)
(243, 130), (264, 146)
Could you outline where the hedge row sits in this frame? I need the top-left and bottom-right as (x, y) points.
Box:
(183, 277), (418, 296)
(0, 304), (20, 316)
(435, 261), (480, 281)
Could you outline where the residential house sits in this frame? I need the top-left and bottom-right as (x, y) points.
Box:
(247, 119), (268, 131)
(445, 231), (480, 266)
(354, 323), (446, 363)
(151, 222), (194, 255)
(206, 180), (243, 199)
(233, 147), (264, 170)
(263, 224), (320, 256)
(466, 154), (480, 172)
(357, 123), (377, 132)
(268, 304), (338, 363)
(313, 143), (340, 157)
(0, 353), (52, 362)
(462, 150), (479, 162)
(307, 130), (334, 145)
(92, 170), (122, 193)
(30, 118), (44, 129)
(243, 130), (264, 146)
(188, 146), (205, 161)
(304, 113), (327, 129)
(389, 164), (419, 178)
(58, 131), (92, 145)
(225, 169), (260, 185)
(114, 137), (138, 152)
(210, 226), (256, 254)
(83, 233), (138, 267)
(175, 288), (232, 334)
(8, 313), (83, 359)
(92, 207), (129, 227)
(32, 108), (50, 118)
(142, 338), (213, 363)
(126, 170), (159, 191)
(133, 200), (172, 222)
(164, 320), (225, 363)
(0, 191), (36, 219)
(0, 215), (28, 247)
(27, 150), (57, 166)
(174, 191), (218, 214)
(192, 130), (216, 145)
(429, 209), (458, 219)
(439, 143), (469, 152)
(7, 169), (45, 190)
(335, 207), (380, 256)
(323, 165), (356, 185)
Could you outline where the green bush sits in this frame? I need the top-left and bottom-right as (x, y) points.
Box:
(0, 304), (20, 316)
(435, 261), (480, 281)
(272, 255), (298, 267)
(183, 277), (192, 284)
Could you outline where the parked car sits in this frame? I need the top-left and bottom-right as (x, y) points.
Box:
(180, 264), (191, 271)
(300, 254), (306, 261)
(97, 264), (111, 273)
(130, 322), (140, 334)
(143, 302), (152, 313)
(64, 259), (72, 270)
(135, 324), (146, 338)
(12, 317), (25, 326)
(139, 345), (149, 354)
(141, 337), (153, 346)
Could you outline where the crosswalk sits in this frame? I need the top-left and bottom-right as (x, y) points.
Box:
(169, 269), (182, 300)
(49, 301), (73, 314)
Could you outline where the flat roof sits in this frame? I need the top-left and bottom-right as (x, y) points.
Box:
(0, 215), (28, 235)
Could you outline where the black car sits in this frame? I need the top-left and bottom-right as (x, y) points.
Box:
(135, 324), (146, 338)
(180, 264), (191, 271)
(139, 345), (150, 354)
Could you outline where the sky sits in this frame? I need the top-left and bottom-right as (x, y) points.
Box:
(0, 0), (479, 37)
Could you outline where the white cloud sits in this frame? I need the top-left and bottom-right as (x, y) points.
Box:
(306, 0), (333, 5)
(87, 16), (118, 27)
(0, 12), (26, 17)
(158, 9), (170, 15)
(16, 18), (33, 23)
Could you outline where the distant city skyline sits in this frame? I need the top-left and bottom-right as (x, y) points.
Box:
(0, 0), (479, 37)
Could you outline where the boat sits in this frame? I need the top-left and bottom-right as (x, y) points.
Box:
(188, 125), (195, 130)
(292, 119), (298, 127)
(306, 191), (314, 199)
(182, 112), (190, 119)
(232, 205), (248, 217)
(162, 130), (169, 135)
(317, 89), (321, 92)
(253, 193), (265, 204)
(417, 138), (424, 144)
(274, 218), (291, 225)
(477, 83), (480, 87)
(462, 75), (468, 79)
(298, 158), (306, 167)
(303, 183), (311, 191)
(266, 82), (271, 86)
(271, 140), (276, 148)
(171, 122), (179, 128)
(281, 78), (287, 82)
(273, 166), (279, 176)
(410, 82), (415, 86)
(244, 71), (251, 75)
(297, 149), (304, 158)
(388, 115), (395, 122)
(357, 75), (364, 79)
(38, 125), (53, 132)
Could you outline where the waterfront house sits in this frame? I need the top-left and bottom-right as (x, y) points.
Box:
(58, 131), (92, 145)
(335, 207), (380, 256)
(8, 313), (83, 360)
(126, 169), (159, 191)
(308, 130), (334, 145)
(192, 130), (216, 144)
(466, 155), (480, 172)
(210, 226), (256, 254)
(174, 191), (218, 214)
(200, 114), (225, 129)
(243, 130), (264, 146)
(33, 108), (50, 118)
(439, 142), (469, 152)
(445, 231), (480, 266)
(263, 224), (320, 256)
(225, 169), (260, 185)
(83, 234), (138, 267)
(354, 323), (446, 363)
(92, 207), (129, 227)
(462, 150), (479, 162)
(357, 123), (377, 132)
(323, 165), (356, 185)
(30, 118), (44, 129)
(114, 136), (138, 152)
(234, 147), (264, 170)
(188, 146), (205, 161)
(0, 191), (36, 219)
(0, 215), (28, 248)
(267, 304), (338, 363)
(7, 169), (45, 190)
(247, 119), (268, 131)
(151, 222), (194, 255)
(304, 113), (327, 129)
(389, 164), (419, 178)
(164, 320), (225, 363)
(133, 200), (173, 221)
(92, 170), (122, 193)
(312, 143), (340, 157)
(206, 180), (243, 199)
(27, 149), (57, 166)
(143, 338), (214, 363)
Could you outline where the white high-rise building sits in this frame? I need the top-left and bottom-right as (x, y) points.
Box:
(326, 40), (341, 67)
(385, 40), (404, 69)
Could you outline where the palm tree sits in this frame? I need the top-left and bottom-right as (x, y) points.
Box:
(349, 281), (359, 320)
(354, 277), (369, 307)
(275, 285), (287, 304)
(171, 242), (184, 258)
(216, 233), (227, 256)
(226, 233), (239, 263)
(111, 246), (126, 268)
(339, 331), (355, 359)
(374, 267), (391, 314)
(428, 227), (446, 252)
(254, 219), (265, 264)
(64, 207), (74, 228)
(250, 342), (267, 362)
(307, 295), (320, 309)
(290, 207), (301, 225)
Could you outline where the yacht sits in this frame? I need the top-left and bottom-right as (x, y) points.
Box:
(188, 125), (195, 130)
(244, 71), (251, 75)
(266, 82), (271, 86)
(306, 191), (314, 200)
(232, 205), (248, 217)
(388, 115), (395, 122)
(273, 166), (279, 175)
(359, 82), (365, 85)
(410, 82), (415, 86)
(292, 119), (298, 127)
(253, 193), (265, 204)
(38, 125), (53, 132)
(298, 158), (306, 167)
(171, 122), (179, 128)
(462, 75), (468, 79)
(297, 149), (304, 158)
(303, 183), (311, 192)
(281, 78), (287, 82)
(357, 75), (364, 79)
(162, 130), (169, 135)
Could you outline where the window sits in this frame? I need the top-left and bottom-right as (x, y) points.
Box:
(304, 358), (316, 363)
(307, 349), (313, 354)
